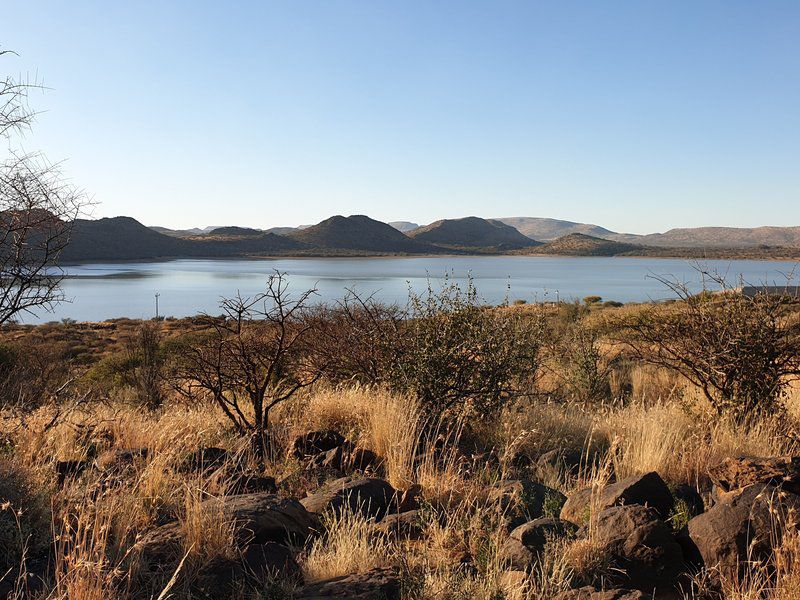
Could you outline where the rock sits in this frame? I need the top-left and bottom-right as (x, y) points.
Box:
(55, 459), (90, 483)
(242, 542), (302, 582)
(193, 555), (240, 599)
(708, 456), (800, 495)
(671, 484), (704, 519)
(500, 536), (535, 571)
(306, 447), (345, 474)
(592, 505), (683, 591)
(556, 587), (652, 599)
(513, 517), (578, 553)
(301, 477), (397, 520)
(489, 479), (567, 530)
(228, 471), (278, 495)
(132, 522), (183, 568)
(397, 484), (423, 512)
(374, 510), (424, 540)
(687, 483), (800, 581)
(296, 567), (400, 599)
(211, 492), (320, 546)
(537, 448), (586, 477)
(350, 447), (379, 471)
(307, 446), (380, 475)
(500, 518), (578, 570)
(184, 446), (228, 472)
(561, 472), (674, 525)
(292, 430), (348, 459)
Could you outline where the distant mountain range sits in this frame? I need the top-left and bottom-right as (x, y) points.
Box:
(494, 217), (617, 241)
(56, 214), (800, 263)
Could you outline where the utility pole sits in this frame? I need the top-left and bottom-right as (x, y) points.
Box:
(155, 292), (160, 320)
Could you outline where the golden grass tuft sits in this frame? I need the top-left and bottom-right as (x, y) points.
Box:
(302, 509), (393, 583)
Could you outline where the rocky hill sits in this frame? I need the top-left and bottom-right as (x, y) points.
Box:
(536, 233), (641, 256)
(409, 217), (538, 250)
(61, 217), (308, 261)
(288, 215), (439, 254)
(611, 226), (800, 248)
(388, 221), (419, 233)
(496, 217), (617, 241)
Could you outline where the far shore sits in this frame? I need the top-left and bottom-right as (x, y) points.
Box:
(59, 247), (800, 267)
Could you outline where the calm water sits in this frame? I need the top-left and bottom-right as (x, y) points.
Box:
(26, 256), (800, 323)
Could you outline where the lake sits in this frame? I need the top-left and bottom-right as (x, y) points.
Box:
(26, 255), (800, 323)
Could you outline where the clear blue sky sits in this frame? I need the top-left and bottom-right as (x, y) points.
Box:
(2, 1), (798, 233)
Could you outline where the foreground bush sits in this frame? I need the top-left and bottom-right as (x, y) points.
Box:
(621, 274), (800, 422)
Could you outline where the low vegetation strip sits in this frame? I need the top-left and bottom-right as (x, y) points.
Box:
(1, 273), (800, 598)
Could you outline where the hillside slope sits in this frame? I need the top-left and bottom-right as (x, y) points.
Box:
(62, 217), (308, 261)
(535, 233), (641, 256)
(409, 217), (538, 250)
(496, 217), (617, 241)
(388, 221), (419, 233)
(611, 226), (800, 248)
(289, 215), (438, 253)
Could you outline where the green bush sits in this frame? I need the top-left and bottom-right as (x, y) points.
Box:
(391, 277), (544, 421)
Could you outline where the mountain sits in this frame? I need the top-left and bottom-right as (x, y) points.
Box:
(609, 226), (800, 248)
(409, 216), (538, 250)
(535, 233), (640, 256)
(496, 217), (617, 241)
(388, 221), (419, 233)
(288, 215), (438, 253)
(264, 226), (298, 236)
(202, 226), (263, 237)
(62, 217), (307, 261)
(149, 226), (204, 238)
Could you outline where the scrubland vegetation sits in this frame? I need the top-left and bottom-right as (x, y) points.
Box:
(1, 272), (800, 599)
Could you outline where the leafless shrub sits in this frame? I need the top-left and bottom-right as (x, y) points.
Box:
(620, 270), (800, 422)
(124, 322), (166, 410)
(0, 50), (89, 325)
(306, 289), (403, 386)
(173, 271), (326, 456)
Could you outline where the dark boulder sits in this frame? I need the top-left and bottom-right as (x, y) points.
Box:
(132, 522), (183, 568)
(292, 431), (348, 459)
(212, 492), (320, 546)
(687, 483), (800, 581)
(55, 459), (90, 484)
(671, 484), (704, 519)
(556, 587), (652, 599)
(501, 517), (578, 570)
(561, 472), (674, 525)
(708, 456), (800, 495)
(183, 446), (228, 472)
(301, 477), (397, 520)
(241, 541), (302, 582)
(488, 479), (567, 530)
(374, 510), (424, 540)
(397, 484), (423, 513)
(296, 567), (400, 599)
(228, 471), (278, 495)
(592, 505), (684, 592)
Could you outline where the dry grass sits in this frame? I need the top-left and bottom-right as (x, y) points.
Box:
(3, 308), (800, 599)
(303, 509), (393, 583)
(179, 482), (236, 564)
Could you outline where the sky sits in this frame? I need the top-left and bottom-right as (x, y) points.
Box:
(2, 1), (798, 234)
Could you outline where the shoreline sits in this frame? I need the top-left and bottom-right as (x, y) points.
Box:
(60, 248), (800, 267)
